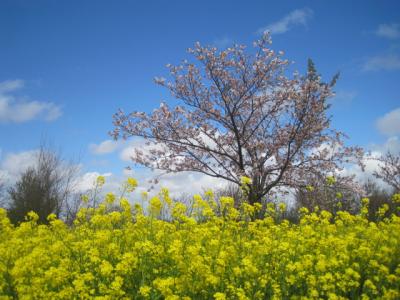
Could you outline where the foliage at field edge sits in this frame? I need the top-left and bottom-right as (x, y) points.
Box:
(0, 178), (400, 300)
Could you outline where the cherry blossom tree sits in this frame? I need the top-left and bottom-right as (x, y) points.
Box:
(295, 173), (363, 214)
(111, 33), (363, 204)
(374, 151), (400, 192)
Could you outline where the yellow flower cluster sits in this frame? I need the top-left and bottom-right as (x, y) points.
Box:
(0, 185), (399, 299)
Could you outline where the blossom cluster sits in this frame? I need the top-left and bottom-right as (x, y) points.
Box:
(0, 183), (399, 299)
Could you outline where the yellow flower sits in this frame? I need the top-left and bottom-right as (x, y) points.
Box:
(160, 187), (172, 206)
(299, 207), (309, 215)
(105, 192), (116, 204)
(1, 178), (399, 299)
(172, 202), (187, 220)
(220, 196), (234, 208)
(392, 193), (400, 203)
(47, 213), (57, 221)
(363, 279), (376, 291)
(254, 203), (262, 212)
(240, 176), (252, 185)
(126, 177), (138, 192)
(81, 194), (89, 203)
(149, 196), (163, 216)
(214, 292), (226, 300)
(26, 211), (39, 222)
(377, 204), (389, 217)
(120, 198), (131, 212)
(100, 260), (113, 276)
(306, 185), (314, 192)
(139, 285), (151, 297)
(96, 175), (106, 186)
(361, 197), (370, 205)
(326, 176), (336, 186)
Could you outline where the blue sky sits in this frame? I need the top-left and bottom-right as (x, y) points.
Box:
(0, 0), (399, 193)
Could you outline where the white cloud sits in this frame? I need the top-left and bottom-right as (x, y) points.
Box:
(0, 148), (117, 199)
(0, 153), (229, 205)
(71, 170), (228, 208)
(212, 37), (233, 49)
(343, 111), (400, 189)
(258, 8), (313, 35)
(120, 140), (144, 162)
(119, 138), (166, 162)
(118, 138), (230, 196)
(341, 137), (400, 191)
(363, 54), (400, 71)
(73, 171), (113, 193)
(370, 136), (400, 154)
(375, 23), (400, 39)
(154, 171), (227, 197)
(0, 150), (38, 184)
(89, 140), (121, 155)
(44, 105), (62, 121)
(0, 79), (24, 93)
(376, 107), (400, 136)
(332, 90), (357, 103)
(122, 168), (134, 177)
(341, 151), (383, 184)
(0, 79), (62, 123)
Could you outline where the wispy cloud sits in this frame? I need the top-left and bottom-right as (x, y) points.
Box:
(0, 150), (38, 183)
(339, 136), (400, 190)
(371, 136), (400, 154)
(0, 79), (24, 93)
(332, 90), (357, 103)
(257, 8), (313, 35)
(363, 54), (400, 71)
(375, 23), (400, 39)
(73, 171), (113, 193)
(212, 37), (233, 49)
(89, 139), (121, 155)
(0, 79), (62, 123)
(376, 107), (400, 136)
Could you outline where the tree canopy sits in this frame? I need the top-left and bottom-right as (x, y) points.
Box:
(112, 33), (363, 203)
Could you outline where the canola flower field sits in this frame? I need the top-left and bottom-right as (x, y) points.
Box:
(0, 179), (400, 300)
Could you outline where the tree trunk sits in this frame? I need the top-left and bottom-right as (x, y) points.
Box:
(247, 184), (264, 205)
